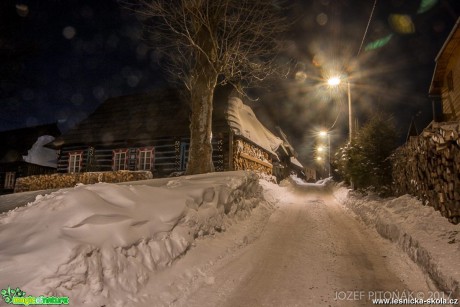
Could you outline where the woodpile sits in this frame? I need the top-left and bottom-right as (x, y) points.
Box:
(392, 121), (460, 224)
(233, 138), (272, 176)
(14, 171), (153, 193)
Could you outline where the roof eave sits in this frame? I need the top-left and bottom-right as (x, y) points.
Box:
(435, 18), (460, 62)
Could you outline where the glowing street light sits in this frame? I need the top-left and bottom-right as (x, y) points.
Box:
(327, 76), (353, 142)
(327, 77), (341, 86)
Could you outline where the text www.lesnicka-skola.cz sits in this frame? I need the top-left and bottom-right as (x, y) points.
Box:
(372, 298), (459, 305)
(334, 290), (459, 305)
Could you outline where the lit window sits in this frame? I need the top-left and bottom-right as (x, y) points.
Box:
(4, 172), (15, 189)
(137, 147), (154, 170)
(113, 149), (128, 171)
(68, 151), (83, 173)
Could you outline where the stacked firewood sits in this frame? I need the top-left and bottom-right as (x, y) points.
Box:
(392, 121), (460, 224)
(14, 171), (153, 193)
(233, 138), (272, 176)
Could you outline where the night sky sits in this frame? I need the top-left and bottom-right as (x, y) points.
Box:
(1, 0), (459, 164)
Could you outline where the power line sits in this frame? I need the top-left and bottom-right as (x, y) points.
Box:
(357, 0), (378, 57)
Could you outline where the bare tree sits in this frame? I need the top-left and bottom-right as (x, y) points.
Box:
(126, 0), (289, 175)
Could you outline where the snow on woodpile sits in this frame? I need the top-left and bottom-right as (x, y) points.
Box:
(22, 135), (58, 168)
(0, 171), (265, 306)
(226, 97), (282, 157)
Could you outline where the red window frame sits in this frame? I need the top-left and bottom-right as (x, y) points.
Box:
(112, 149), (129, 171)
(68, 151), (83, 173)
(137, 147), (154, 171)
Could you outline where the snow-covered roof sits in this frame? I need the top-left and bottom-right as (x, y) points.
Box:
(0, 123), (60, 163)
(226, 97), (282, 157)
(290, 156), (304, 169)
(22, 135), (58, 168)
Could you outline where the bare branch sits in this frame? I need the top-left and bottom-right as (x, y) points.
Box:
(123, 0), (289, 92)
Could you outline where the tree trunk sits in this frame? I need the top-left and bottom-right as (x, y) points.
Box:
(186, 73), (217, 175)
(185, 9), (219, 175)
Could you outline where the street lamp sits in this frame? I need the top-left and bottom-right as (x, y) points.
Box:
(319, 130), (331, 177)
(327, 76), (353, 142)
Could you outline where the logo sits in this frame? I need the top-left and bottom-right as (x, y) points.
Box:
(1, 286), (69, 306)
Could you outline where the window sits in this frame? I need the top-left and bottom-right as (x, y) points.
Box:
(68, 152), (83, 173)
(113, 149), (128, 171)
(137, 147), (154, 170)
(4, 172), (15, 189)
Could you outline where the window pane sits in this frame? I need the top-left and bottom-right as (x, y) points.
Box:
(4, 172), (15, 189)
(69, 153), (81, 173)
(138, 149), (153, 170)
(114, 151), (127, 171)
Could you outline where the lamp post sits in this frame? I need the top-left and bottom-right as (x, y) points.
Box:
(327, 77), (353, 142)
(319, 130), (331, 177)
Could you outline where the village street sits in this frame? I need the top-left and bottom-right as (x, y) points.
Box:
(169, 183), (439, 307)
(1, 175), (457, 307)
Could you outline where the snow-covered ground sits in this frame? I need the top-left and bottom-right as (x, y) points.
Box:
(0, 172), (459, 306)
(0, 171), (269, 306)
(333, 184), (460, 300)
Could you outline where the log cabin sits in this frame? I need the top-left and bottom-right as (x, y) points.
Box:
(0, 123), (60, 194)
(47, 88), (286, 179)
(429, 17), (460, 121)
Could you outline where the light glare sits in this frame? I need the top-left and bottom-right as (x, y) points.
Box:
(327, 77), (341, 86)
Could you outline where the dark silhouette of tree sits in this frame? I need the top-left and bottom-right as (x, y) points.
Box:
(334, 113), (399, 192)
(126, 0), (289, 175)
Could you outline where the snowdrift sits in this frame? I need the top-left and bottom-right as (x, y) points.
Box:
(333, 186), (460, 299)
(0, 171), (265, 306)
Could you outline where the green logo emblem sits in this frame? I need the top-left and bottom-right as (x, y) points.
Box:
(1, 286), (69, 305)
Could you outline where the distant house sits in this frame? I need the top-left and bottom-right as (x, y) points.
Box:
(0, 123), (60, 194)
(304, 166), (317, 183)
(429, 17), (460, 121)
(273, 126), (306, 181)
(48, 88), (283, 178)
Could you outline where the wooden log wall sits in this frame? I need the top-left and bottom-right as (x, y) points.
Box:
(391, 121), (460, 224)
(233, 138), (273, 176)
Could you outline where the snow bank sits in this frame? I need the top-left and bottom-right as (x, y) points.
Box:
(22, 135), (58, 168)
(333, 186), (460, 299)
(0, 171), (265, 306)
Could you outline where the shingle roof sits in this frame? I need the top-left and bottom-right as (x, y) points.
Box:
(49, 87), (282, 159)
(0, 123), (60, 163)
(49, 88), (229, 148)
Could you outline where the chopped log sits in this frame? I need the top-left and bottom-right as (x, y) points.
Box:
(391, 121), (460, 224)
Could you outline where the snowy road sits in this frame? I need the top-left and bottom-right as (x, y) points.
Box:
(172, 183), (438, 307)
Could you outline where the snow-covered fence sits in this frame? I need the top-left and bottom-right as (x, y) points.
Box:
(14, 170), (153, 193)
(391, 121), (460, 224)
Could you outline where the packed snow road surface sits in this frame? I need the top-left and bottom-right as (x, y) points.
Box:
(175, 182), (438, 307)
